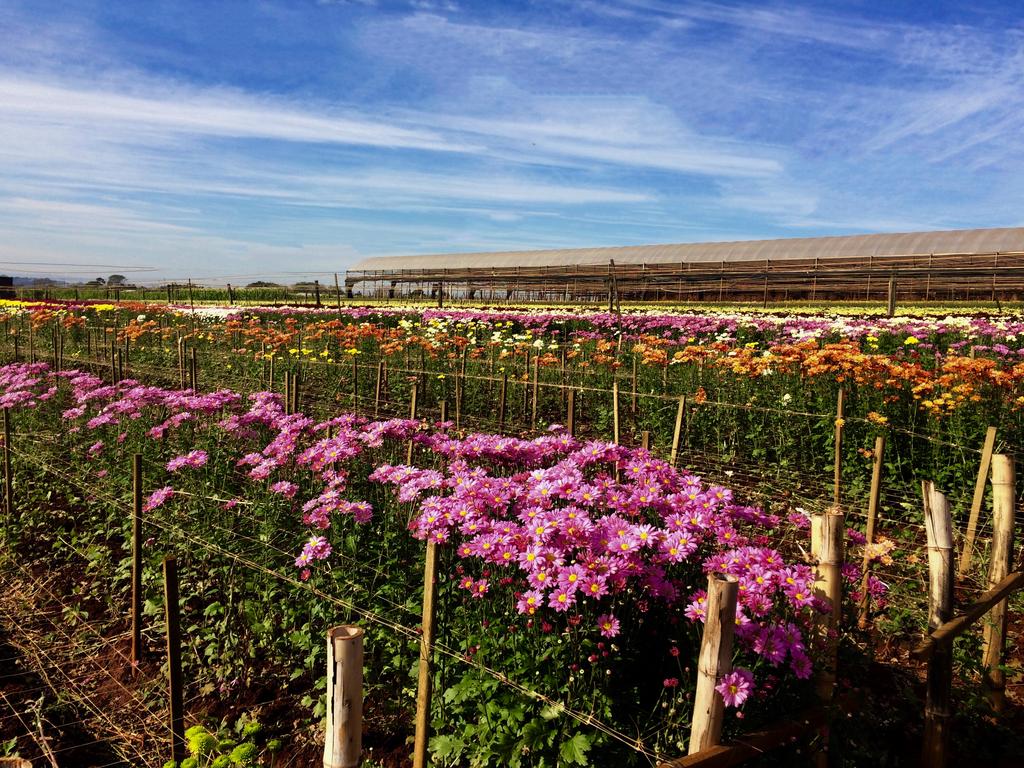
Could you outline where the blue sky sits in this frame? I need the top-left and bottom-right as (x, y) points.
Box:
(1, 0), (1022, 283)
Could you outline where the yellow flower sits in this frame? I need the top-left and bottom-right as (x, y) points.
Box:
(904, 336), (920, 345)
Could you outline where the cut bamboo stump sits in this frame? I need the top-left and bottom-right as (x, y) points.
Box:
(922, 481), (954, 768)
(323, 625), (364, 768)
(688, 574), (739, 756)
(814, 509), (845, 704)
(982, 455), (1015, 711)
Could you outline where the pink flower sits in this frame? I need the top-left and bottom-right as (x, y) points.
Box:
(663, 677), (679, 688)
(715, 668), (754, 707)
(271, 480), (299, 498)
(167, 449), (208, 472)
(597, 613), (620, 638)
(143, 486), (174, 512)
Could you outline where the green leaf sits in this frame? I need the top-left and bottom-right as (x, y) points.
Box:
(430, 734), (464, 762)
(558, 733), (591, 765)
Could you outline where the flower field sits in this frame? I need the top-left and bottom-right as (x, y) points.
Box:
(0, 298), (1021, 767)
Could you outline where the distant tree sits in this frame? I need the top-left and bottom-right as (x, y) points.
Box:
(246, 281), (283, 288)
(84, 277), (105, 286)
(107, 274), (127, 286)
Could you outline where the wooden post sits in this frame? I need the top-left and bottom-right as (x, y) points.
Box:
(566, 388), (576, 436)
(439, 399), (448, 425)
(314, 280), (322, 308)
(612, 380), (620, 445)
(406, 384), (418, 465)
(886, 274), (896, 317)
(189, 346), (198, 391)
(858, 435), (885, 629)
(2, 408), (12, 521)
(641, 430), (650, 451)
(187, 278), (195, 314)
(982, 455), (1015, 711)
(131, 454), (143, 669)
(374, 361), (384, 417)
(163, 556), (185, 764)
(814, 509), (845, 703)
(687, 573), (739, 755)
(958, 426), (997, 578)
(921, 481), (953, 768)
(670, 395), (686, 466)
(412, 542), (438, 768)
(291, 370), (300, 415)
(268, 353), (275, 393)
(833, 390), (845, 505)
(323, 626), (364, 768)
(227, 283), (234, 305)
(334, 273), (342, 310)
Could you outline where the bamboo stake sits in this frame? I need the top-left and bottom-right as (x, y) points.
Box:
(406, 384), (418, 465)
(687, 574), (739, 755)
(958, 426), (997, 578)
(858, 435), (885, 629)
(531, 354), (540, 427)
(521, 350), (530, 418)
(2, 408), (12, 522)
(833, 390), (845, 505)
(412, 542), (438, 768)
(631, 354), (638, 414)
(498, 372), (507, 431)
(982, 455), (1015, 711)
(612, 380), (620, 445)
(177, 338), (185, 390)
(921, 481), (953, 768)
(323, 626), (364, 768)
(670, 395), (686, 466)
(374, 361), (384, 417)
(439, 399), (448, 425)
(566, 389), (576, 436)
(131, 454), (143, 669)
(163, 556), (185, 764)
(351, 355), (358, 407)
(641, 430), (650, 451)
